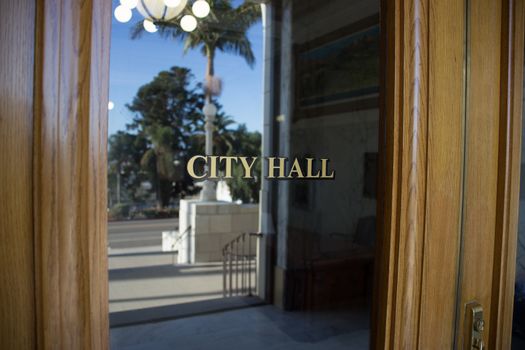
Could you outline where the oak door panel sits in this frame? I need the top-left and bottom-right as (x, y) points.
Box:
(0, 0), (37, 348)
(456, 0), (503, 348)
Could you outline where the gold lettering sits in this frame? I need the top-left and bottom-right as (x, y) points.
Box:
(288, 158), (304, 178)
(239, 157), (257, 179)
(320, 158), (335, 179)
(188, 156), (334, 180)
(187, 155), (207, 179)
(268, 157), (286, 178)
(208, 156), (219, 179)
(219, 156), (238, 179)
(306, 158), (320, 178)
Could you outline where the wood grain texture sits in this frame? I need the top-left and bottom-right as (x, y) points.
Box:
(396, 0), (429, 348)
(419, 0), (465, 347)
(375, 0), (430, 348)
(371, 0), (399, 347)
(0, 1), (37, 349)
(375, 0), (466, 348)
(490, 0), (525, 348)
(378, 1), (524, 348)
(33, 0), (111, 349)
(456, 0), (503, 348)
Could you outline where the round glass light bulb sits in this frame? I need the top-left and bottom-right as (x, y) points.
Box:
(203, 102), (217, 117)
(192, 0), (210, 18)
(143, 19), (158, 33)
(180, 15), (197, 32)
(120, 0), (138, 9)
(114, 5), (132, 23)
(138, 0), (187, 21)
(164, 0), (181, 7)
(108, 101), (115, 110)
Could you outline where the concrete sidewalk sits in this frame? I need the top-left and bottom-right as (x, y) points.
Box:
(109, 249), (224, 313)
(108, 219), (227, 313)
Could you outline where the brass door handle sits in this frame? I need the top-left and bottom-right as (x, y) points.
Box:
(465, 302), (485, 350)
(472, 338), (484, 350)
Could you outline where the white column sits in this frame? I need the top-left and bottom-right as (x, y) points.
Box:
(258, 0), (275, 300)
(200, 101), (217, 201)
(276, 0), (292, 270)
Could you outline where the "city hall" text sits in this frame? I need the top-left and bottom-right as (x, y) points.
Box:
(187, 156), (336, 180)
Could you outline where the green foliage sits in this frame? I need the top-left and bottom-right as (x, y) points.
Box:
(123, 0), (261, 207)
(131, 0), (261, 74)
(125, 67), (206, 207)
(127, 67), (204, 135)
(141, 125), (182, 208)
(141, 208), (179, 219)
(226, 124), (261, 203)
(108, 131), (149, 204)
(108, 65), (263, 206)
(110, 2), (263, 207)
(108, 203), (131, 221)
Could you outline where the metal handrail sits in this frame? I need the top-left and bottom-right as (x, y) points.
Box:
(222, 232), (263, 298)
(171, 225), (192, 265)
(173, 224), (192, 247)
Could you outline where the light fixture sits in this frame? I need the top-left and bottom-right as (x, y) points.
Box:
(164, 0), (182, 7)
(143, 19), (158, 33)
(192, 0), (210, 18)
(136, 0), (187, 22)
(114, 0), (208, 33)
(180, 14), (197, 32)
(114, 5), (132, 23)
(120, 0), (138, 9)
(108, 101), (115, 110)
(202, 102), (217, 119)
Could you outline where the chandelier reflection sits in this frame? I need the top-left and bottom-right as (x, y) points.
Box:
(114, 0), (211, 33)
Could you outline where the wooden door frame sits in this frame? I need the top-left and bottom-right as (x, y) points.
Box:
(0, 0), (37, 348)
(373, 0), (525, 348)
(20, 0), (524, 349)
(491, 0), (524, 348)
(33, 0), (111, 349)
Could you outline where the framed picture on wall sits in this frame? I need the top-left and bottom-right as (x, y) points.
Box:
(294, 14), (380, 121)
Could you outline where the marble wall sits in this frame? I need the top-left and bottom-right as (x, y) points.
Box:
(179, 200), (258, 263)
(276, 0), (380, 268)
(288, 112), (378, 252)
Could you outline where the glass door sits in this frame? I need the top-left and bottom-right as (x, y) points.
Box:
(109, 0), (384, 348)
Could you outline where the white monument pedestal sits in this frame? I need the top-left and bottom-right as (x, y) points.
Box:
(178, 200), (259, 263)
(161, 231), (178, 252)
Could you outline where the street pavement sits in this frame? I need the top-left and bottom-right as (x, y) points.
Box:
(107, 218), (224, 313)
(108, 218), (178, 249)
